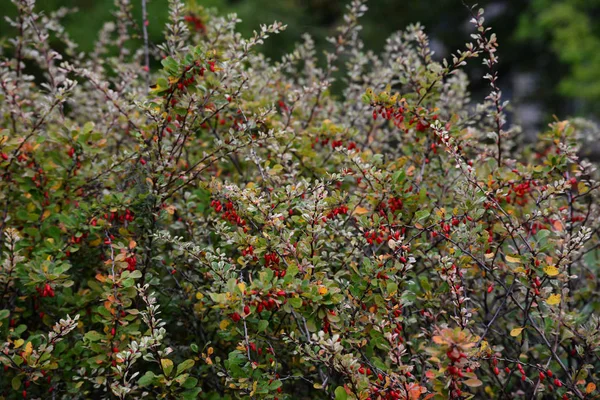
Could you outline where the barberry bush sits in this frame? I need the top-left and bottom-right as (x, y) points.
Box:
(1, 0), (599, 399)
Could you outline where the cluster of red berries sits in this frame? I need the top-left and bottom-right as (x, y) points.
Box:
(37, 283), (55, 298)
(125, 254), (137, 271)
(211, 199), (247, 229)
(367, 371), (415, 400)
(69, 232), (88, 245)
(263, 252), (286, 277)
(364, 226), (404, 245)
(264, 252), (279, 267)
(313, 137), (359, 152)
(377, 196), (403, 216)
(326, 204), (349, 220)
(229, 289), (288, 323)
(30, 167), (47, 189)
(372, 105), (405, 128)
(506, 179), (536, 205)
(102, 209), (135, 224)
(184, 14), (206, 33)
(241, 245), (255, 258)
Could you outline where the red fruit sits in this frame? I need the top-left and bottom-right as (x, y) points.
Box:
(244, 305), (250, 315)
(140, 158), (146, 165)
(22, 390), (27, 398)
(493, 367), (499, 375)
(487, 284), (494, 293)
(539, 371), (545, 381)
(546, 370), (553, 377)
(113, 347), (119, 353)
(358, 367), (365, 374)
(111, 327), (116, 336)
(504, 367), (510, 373)
(230, 312), (241, 323)
(554, 379), (561, 387)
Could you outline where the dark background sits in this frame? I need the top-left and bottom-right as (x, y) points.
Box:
(2, 0), (600, 137)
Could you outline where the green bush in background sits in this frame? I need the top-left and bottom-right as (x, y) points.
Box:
(1, 0), (599, 123)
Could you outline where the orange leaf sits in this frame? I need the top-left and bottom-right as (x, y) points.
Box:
(586, 382), (596, 394)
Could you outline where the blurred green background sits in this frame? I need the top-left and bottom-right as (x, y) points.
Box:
(2, 0), (600, 134)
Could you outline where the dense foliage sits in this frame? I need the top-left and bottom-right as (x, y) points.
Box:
(1, 0), (599, 399)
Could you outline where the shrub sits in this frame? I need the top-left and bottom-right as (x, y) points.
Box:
(1, 0), (599, 399)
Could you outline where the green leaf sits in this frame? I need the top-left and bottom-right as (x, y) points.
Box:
(138, 371), (155, 387)
(415, 209), (430, 221)
(121, 278), (135, 287)
(182, 388), (202, 399)
(334, 386), (348, 400)
(176, 359), (195, 376)
(0, 309), (9, 320)
(12, 376), (21, 391)
(84, 331), (104, 342)
(182, 376), (198, 389)
(257, 320), (269, 332)
(288, 297), (303, 309)
(128, 270), (142, 279)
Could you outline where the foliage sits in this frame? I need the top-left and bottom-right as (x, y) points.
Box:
(1, 0), (600, 399)
(518, 0), (600, 104)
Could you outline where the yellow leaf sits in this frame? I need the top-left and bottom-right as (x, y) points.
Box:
(219, 319), (230, 330)
(318, 286), (328, 295)
(546, 294), (561, 306)
(24, 341), (33, 357)
(195, 292), (204, 300)
(480, 340), (489, 352)
(544, 265), (559, 276)
(160, 358), (173, 375)
(586, 382), (596, 394)
(13, 339), (24, 349)
(505, 255), (521, 263)
(352, 206), (369, 216)
(237, 283), (246, 293)
(510, 327), (524, 337)
(129, 240), (137, 249)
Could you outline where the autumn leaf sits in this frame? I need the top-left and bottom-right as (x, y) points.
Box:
(352, 206), (369, 216)
(544, 265), (559, 276)
(546, 294), (561, 306)
(510, 327), (524, 337)
(586, 382), (596, 394)
(505, 255), (521, 263)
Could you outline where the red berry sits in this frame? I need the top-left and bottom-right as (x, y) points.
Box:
(244, 305), (250, 315)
